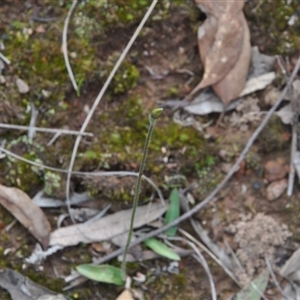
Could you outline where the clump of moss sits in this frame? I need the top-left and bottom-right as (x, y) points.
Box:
(5, 136), (45, 191)
(245, 0), (300, 54)
(257, 116), (289, 154)
(245, 151), (261, 171)
(83, 175), (135, 203)
(100, 52), (140, 95)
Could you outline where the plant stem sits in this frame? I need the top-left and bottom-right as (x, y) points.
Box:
(121, 108), (162, 281)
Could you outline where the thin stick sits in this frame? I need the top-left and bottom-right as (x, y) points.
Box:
(0, 123), (93, 136)
(62, 0), (78, 92)
(28, 102), (38, 140)
(65, 0), (158, 222)
(288, 77), (297, 196)
(90, 55), (300, 267)
(288, 118), (297, 196)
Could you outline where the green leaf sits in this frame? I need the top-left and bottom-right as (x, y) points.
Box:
(164, 188), (180, 237)
(235, 269), (269, 300)
(76, 264), (125, 286)
(144, 238), (180, 261)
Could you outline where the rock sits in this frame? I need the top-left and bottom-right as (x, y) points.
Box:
(264, 160), (288, 182)
(16, 78), (30, 94)
(266, 179), (288, 201)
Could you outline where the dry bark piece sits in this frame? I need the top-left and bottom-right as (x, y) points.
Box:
(0, 184), (51, 249)
(192, 0), (251, 105)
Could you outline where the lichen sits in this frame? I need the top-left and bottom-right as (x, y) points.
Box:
(5, 136), (45, 192)
(44, 171), (62, 196)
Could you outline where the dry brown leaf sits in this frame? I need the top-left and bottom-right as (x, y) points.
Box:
(0, 184), (51, 249)
(212, 15), (251, 105)
(191, 0), (251, 105)
(49, 202), (168, 247)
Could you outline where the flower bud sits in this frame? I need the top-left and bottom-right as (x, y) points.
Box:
(150, 108), (163, 120)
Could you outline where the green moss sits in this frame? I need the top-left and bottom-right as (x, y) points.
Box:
(98, 51), (140, 95)
(145, 266), (202, 300)
(245, 151), (261, 171)
(257, 116), (289, 154)
(168, 86), (179, 97)
(4, 136), (44, 191)
(245, 0), (300, 54)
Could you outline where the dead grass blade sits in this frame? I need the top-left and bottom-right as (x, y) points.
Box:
(0, 184), (51, 249)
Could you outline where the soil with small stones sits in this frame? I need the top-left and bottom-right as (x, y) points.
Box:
(0, 1), (300, 300)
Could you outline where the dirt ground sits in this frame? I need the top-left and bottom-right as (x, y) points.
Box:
(0, 0), (300, 299)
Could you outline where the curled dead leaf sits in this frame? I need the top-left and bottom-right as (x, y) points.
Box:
(191, 0), (251, 105)
(0, 184), (51, 249)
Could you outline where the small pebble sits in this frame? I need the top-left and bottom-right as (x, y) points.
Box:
(266, 179), (288, 201)
(252, 181), (261, 190)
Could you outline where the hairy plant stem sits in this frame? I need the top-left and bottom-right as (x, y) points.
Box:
(121, 108), (162, 281)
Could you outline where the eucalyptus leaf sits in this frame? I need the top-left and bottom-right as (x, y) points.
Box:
(235, 269), (269, 300)
(164, 188), (180, 237)
(76, 264), (124, 286)
(144, 238), (180, 261)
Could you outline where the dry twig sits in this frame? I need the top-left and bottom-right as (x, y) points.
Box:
(62, 0), (78, 92)
(0, 123), (93, 136)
